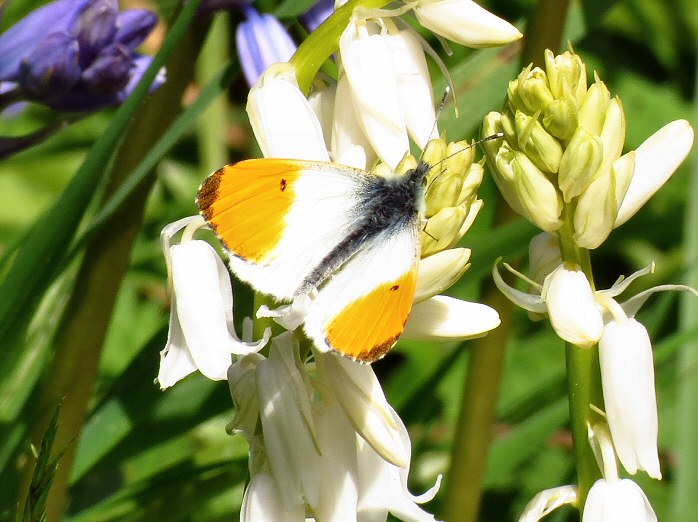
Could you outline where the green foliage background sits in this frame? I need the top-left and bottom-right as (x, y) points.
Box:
(0, 0), (696, 520)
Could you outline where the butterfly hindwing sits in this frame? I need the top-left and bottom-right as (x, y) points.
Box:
(197, 158), (372, 300)
(303, 222), (420, 362)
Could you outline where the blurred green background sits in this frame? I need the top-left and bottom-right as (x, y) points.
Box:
(0, 0), (696, 520)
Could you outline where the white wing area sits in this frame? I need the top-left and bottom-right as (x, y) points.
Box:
(304, 223), (420, 357)
(227, 165), (367, 300)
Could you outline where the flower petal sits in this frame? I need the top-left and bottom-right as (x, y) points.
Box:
(339, 17), (408, 169)
(236, 6), (297, 86)
(518, 485), (578, 522)
(599, 319), (661, 478)
(402, 295), (500, 341)
(414, 0), (522, 48)
(614, 120), (694, 227)
(241, 473), (305, 522)
(582, 479), (657, 522)
(315, 402), (360, 521)
(246, 63), (330, 161)
(256, 334), (321, 510)
(541, 263), (603, 348)
(170, 240), (267, 381)
(415, 248), (471, 302)
(356, 408), (440, 522)
(315, 351), (407, 467)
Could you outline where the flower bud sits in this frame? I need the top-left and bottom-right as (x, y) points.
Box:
(18, 32), (81, 98)
(514, 110), (563, 173)
(422, 205), (469, 256)
(496, 146), (563, 232)
(528, 232), (561, 286)
(541, 263), (604, 348)
(542, 95), (578, 141)
(558, 128), (603, 202)
(544, 49), (587, 106)
(423, 139), (477, 216)
(578, 78), (610, 136)
(598, 97), (626, 173)
(573, 152), (635, 249)
(516, 66), (554, 114)
(457, 161), (484, 205)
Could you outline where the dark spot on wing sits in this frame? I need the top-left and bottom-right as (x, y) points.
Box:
(280, 178), (287, 192)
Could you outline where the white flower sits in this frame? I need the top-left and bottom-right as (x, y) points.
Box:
(229, 333), (443, 521)
(356, 407), (442, 522)
(413, 0), (522, 48)
(599, 318), (660, 479)
(157, 217), (269, 389)
(339, 16), (435, 168)
(255, 333), (321, 511)
(583, 479), (657, 522)
(583, 423), (658, 521)
(246, 62), (330, 161)
(241, 472), (305, 521)
(315, 350), (408, 467)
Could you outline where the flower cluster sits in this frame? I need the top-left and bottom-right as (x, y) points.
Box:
(158, 1), (522, 519)
(485, 49), (695, 520)
(0, 0), (162, 113)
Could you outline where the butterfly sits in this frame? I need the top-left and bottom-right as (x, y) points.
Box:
(196, 158), (432, 363)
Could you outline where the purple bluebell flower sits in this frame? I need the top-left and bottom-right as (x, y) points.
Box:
(235, 6), (297, 87)
(299, 0), (334, 33)
(0, 0), (162, 113)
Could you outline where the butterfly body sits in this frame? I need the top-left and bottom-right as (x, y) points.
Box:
(197, 158), (430, 362)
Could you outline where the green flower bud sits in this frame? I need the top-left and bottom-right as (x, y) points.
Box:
(422, 205), (469, 257)
(420, 138), (480, 217)
(514, 110), (563, 173)
(490, 144), (563, 231)
(517, 66), (555, 114)
(542, 96), (578, 140)
(573, 151), (635, 249)
(506, 76), (525, 113)
(544, 48), (587, 106)
(578, 77), (610, 135)
(598, 97), (626, 174)
(422, 138), (448, 172)
(499, 109), (517, 144)
(611, 151), (635, 210)
(395, 153), (418, 176)
(372, 162), (394, 179)
(457, 161), (484, 206)
(558, 128), (604, 202)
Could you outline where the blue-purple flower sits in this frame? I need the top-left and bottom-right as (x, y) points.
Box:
(0, 0), (162, 113)
(235, 6), (296, 87)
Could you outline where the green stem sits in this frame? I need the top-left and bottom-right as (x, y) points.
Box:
(22, 14), (212, 521)
(289, 0), (388, 94)
(558, 205), (603, 511)
(443, 282), (512, 522)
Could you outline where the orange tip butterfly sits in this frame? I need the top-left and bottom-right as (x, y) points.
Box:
(196, 158), (432, 363)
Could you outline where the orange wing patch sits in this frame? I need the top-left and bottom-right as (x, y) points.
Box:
(324, 270), (417, 362)
(197, 159), (303, 263)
